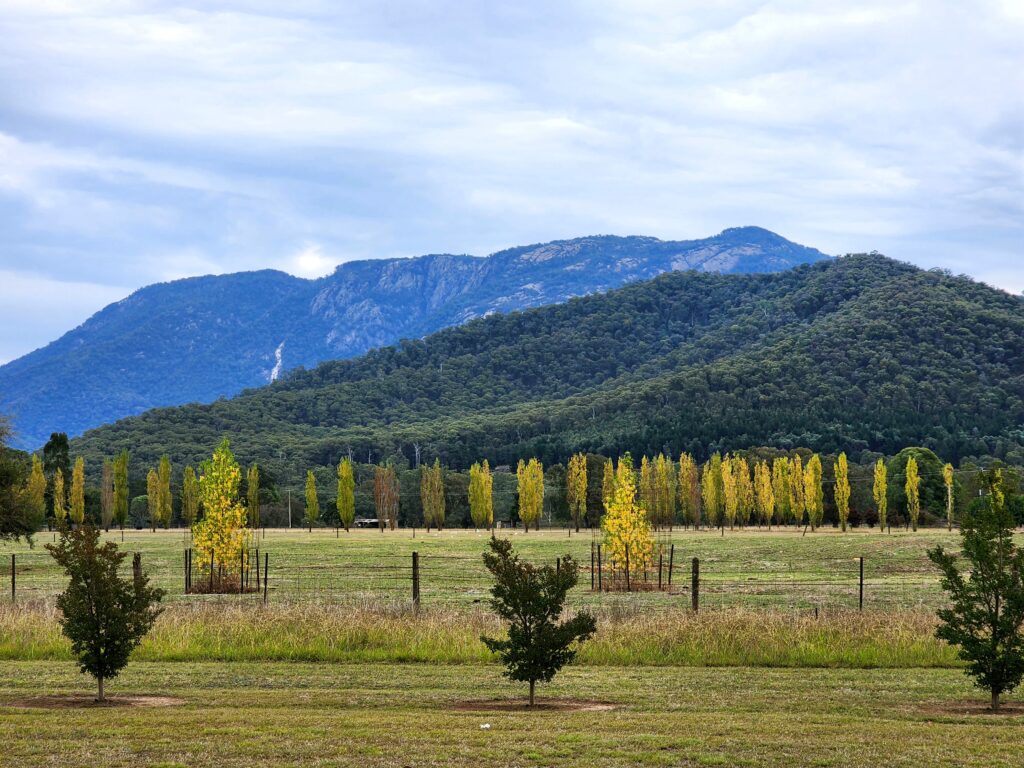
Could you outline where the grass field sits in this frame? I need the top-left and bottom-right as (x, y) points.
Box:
(0, 526), (974, 610)
(1, 661), (1021, 767)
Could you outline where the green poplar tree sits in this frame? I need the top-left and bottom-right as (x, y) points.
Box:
(247, 464), (260, 529)
(336, 457), (356, 532)
(113, 451), (129, 531)
(181, 466), (199, 528)
(304, 470), (320, 531)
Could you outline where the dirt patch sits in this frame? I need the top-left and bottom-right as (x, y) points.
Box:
(6, 694), (185, 710)
(453, 698), (616, 712)
(916, 700), (1024, 717)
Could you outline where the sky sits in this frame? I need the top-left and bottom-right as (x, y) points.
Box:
(1, 1), (1022, 364)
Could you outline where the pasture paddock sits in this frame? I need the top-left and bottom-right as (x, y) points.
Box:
(0, 526), (976, 610)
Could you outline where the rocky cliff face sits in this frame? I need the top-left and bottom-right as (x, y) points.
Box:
(0, 227), (828, 447)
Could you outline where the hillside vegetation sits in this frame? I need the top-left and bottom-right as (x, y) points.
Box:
(71, 254), (1024, 476)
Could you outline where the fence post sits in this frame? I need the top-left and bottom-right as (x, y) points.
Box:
(412, 551), (420, 610)
(597, 545), (602, 592)
(255, 548), (260, 591)
(184, 549), (188, 594)
(10, 554), (14, 602)
(859, 556), (864, 611)
(209, 552), (215, 593)
(668, 544), (674, 586)
(590, 544), (595, 591)
(625, 545), (631, 592)
(658, 554), (663, 591)
(691, 557), (700, 613)
(263, 552), (269, 605)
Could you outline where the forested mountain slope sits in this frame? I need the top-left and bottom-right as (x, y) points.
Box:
(0, 227), (825, 448)
(70, 254), (1024, 478)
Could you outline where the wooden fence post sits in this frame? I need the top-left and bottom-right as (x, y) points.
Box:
(412, 551), (420, 610)
(691, 557), (700, 613)
(859, 556), (864, 611)
(10, 554), (14, 602)
(590, 544), (595, 591)
(263, 552), (269, 605)
(658, 554), (663, 591)
(597, 545), (602, 592)
(668, 544), (674, 586)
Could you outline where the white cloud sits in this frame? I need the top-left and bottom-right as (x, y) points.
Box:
(0, 0), (1021, 362)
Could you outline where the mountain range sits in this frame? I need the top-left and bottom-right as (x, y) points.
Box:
(70, 253), (1024, 481)
(0, 226), (827, 447)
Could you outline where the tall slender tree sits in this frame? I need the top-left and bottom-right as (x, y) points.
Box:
(246, 464), (260, 529)
(653, 453), (676, 530)
(789, 454), (805, 527)
(113, 450), (129, 531)
(158, 456), (172, 528)
(304, 470), (320, 531)
(420, 458), (445, 531)
(566, 453), (588, 532)
(804, 454), (824, 530)
(469, 460), (494, 530)
(53, 468), (68, 525)
(834, 452), (851, 532)
(906, 456), (921, 531)
(373, 463), (399, 530)
(601, 459), (615, 512)
(944, 462), (955, 531)
(27, 455), (47, 529)
(771, 457), (790, 526)
(517, 458), (544, 532)
(873, 458), (888, 531)
(336, 457), (355, 532)
(701, 458), (720, 529)
(100, 459), (114, 531)
(69, 457), (86, 525)
(735, 456), (754, 528)
(601, 455), (653, 581)
(677, 453), (700, 528)
(146, 468), (159, 532)
(721, 455), (738, 529)
(754, 460), (775, 529)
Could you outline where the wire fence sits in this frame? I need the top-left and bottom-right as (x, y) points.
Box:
(0, 544), (948, 612)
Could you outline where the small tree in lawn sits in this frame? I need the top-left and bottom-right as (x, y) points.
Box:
(928, 469), (1024, 711)
(46, 525), (164, 701)
(481, 537), (596, 706)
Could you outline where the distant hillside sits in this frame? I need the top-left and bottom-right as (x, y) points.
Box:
(0, 227), (826, 447)
(71, 254), (1024, 479)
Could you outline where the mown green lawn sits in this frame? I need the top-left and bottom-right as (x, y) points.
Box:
(1, 661), (1020, 767)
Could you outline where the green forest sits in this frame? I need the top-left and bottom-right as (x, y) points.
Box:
(67, 253), (1023, 483)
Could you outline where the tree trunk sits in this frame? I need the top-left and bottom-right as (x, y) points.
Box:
(97, 675), (105, 703)
(529, 679), (535, 707)
(992, 690), (1000, 711)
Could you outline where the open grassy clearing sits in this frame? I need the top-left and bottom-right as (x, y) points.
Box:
(0, 527), (980, 609)
(1, 661), (1021, 767)
(0, 603), (958, 667)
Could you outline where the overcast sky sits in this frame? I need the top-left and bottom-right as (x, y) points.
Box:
(1, 1), (1022, 364)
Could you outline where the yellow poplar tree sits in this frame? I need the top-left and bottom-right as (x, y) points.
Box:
(158, 455), (172, 528)
(192, 438), (248, 576)
(27, 455), (47, 527)
(701, 459), (720, 528)
(69, 457), (86, 525)
(654, 453), (676, 530)
(639, 456), (655, 525)
(566, 453), (588, 532)
(873, 458), (888, 531)
(337, 457), (356, 531)
(771, 457), (790, 525)
(677, 453), (700, 528)
(420, 458), (445, 531)
(304, 470), (320, 531)
(721, 455), (738, 529)
(601, 456), (653, 581)
(113, 450), (129, 530)
(905, 456), (920, 531)
(943, 462), (955, 531)
(834, 452), (851, 532)
(735, 456), (754, 528)
(100, 459), (113, 530)
(804, 454), (824, 530)
(469, 460), (493, 530)
(754, 460), (775, 529)
(146, 468), (159, 531)
(52, 467), (67, 524)
(789, 455), (805, 527)
(601, 459), (615, 512)
(517, 458), (544, 532)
